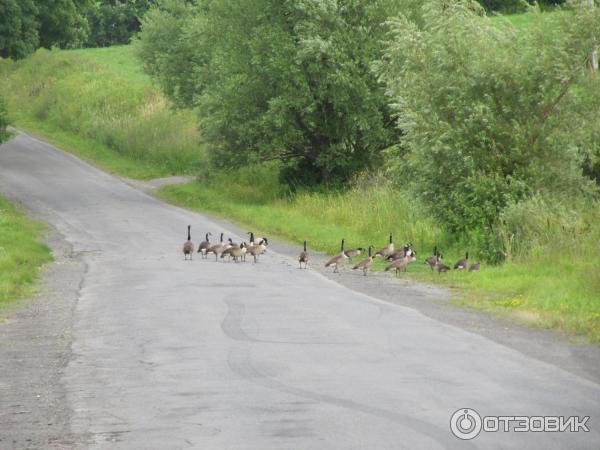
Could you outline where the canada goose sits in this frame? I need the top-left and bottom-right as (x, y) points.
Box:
(469, 262), (481, 272)
(183, 225), (194, 260)
(197, 232), (212, 258)
(221, 238), (238, 261)
(425, 246), (442, 271)
(388, 243), (414, 261)
(434, 261), (450, 273)
(454, 252), (469, 270)
(246, 232), (255, 250)
(325, 239), (349, 273)
(375, 234), (394, 258)
(206, 233), (227, 261)
(248, 237), (268, 263)
(298, 240), (309, 269)
(352, 245), (376, 276)
(343, 247), (365, 262)
(385, 254), (417, 277)
(227, 242), (247, 262)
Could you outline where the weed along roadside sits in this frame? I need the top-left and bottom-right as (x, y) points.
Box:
(0, 194), (53, 312)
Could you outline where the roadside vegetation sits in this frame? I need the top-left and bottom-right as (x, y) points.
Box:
(0, 46), (204, 179)
(1, 0), (599, 342)
(0, 194), (53, 309)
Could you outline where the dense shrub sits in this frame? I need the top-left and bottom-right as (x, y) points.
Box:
(378, 0), (599, 256)
(477, 0), (565, 12)
(85, 0), (158, 47)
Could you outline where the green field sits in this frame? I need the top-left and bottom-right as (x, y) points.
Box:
(1, 12), (599, 342)
(0, 46), (204, 179)
(0, 194), (53, 310)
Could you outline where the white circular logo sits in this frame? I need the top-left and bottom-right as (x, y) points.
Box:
(450, 408), (482, 440)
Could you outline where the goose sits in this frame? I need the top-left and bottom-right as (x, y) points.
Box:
(434, 260), (450, 274)
(468, 262), (480, 272)
(388, 242), (414, 261)
(385, 254), (417, 277)
(206, 233), (227, 261)
(352, 245), (376, 276)
(454, 252), (469, 270)
(183, 225), (194, 260)
(325, 239), (349, 273)
(425, 246), (441, 271)
(246, 232), (256, 251)
(197, 232), (212, 259)
(227, 242), (247, 263)
(343, 246), (365, 262)
(298, 240), (309, 269)
(248, 237), (268, 263)
(375, 234), (394, 258)
(221, 238), (238, 261)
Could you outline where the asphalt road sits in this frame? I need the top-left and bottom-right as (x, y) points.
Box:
(0, 132), (599, 449)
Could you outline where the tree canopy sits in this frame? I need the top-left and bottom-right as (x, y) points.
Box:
(137, 0), (405, 183)
(377, 0), (600, 236)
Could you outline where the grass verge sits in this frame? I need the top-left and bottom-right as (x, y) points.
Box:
(0, 194), (53, 311)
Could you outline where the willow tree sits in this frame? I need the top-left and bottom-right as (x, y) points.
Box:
(138, 0), (405, 184)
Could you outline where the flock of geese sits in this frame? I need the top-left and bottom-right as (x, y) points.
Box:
(182, 226), (269, 263)
(182, 227), (480, 276)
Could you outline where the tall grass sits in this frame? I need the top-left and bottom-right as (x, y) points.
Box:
(0, 195), (52, 309)
(0, 47), (204, 179)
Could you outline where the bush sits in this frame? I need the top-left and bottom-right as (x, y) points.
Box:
(378, 0), (600, 257)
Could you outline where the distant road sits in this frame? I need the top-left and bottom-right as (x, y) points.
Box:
(0, 132), (598, 449)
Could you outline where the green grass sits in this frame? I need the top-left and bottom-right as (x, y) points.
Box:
(0, 194), (53, 310)
(158, 174), (600, 343)
(67, 46), (152, 86)
(0, 47), (204, 180)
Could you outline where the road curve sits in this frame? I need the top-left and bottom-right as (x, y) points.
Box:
(0, 132), (598, 449)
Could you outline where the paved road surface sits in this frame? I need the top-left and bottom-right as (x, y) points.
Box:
(0, 132), (598, 449)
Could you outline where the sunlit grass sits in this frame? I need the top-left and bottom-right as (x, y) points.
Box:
(0, 47), (204, 179)
(0, 195), (52, 309)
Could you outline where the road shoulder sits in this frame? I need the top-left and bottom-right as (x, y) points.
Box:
(0, 229), (86, 449)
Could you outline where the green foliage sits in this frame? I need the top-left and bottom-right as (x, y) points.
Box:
(36, 0), (90, 49)
(0, 0), (89, 59)
(0, 47), (204, 178)
(85, 0), (158, 47)
(0, 0), (39, 59)
(378, 0), (600, 250)
(0, 194), (52, 307)
(137, 0), (404, 183)
(477, 0), (565, 13)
